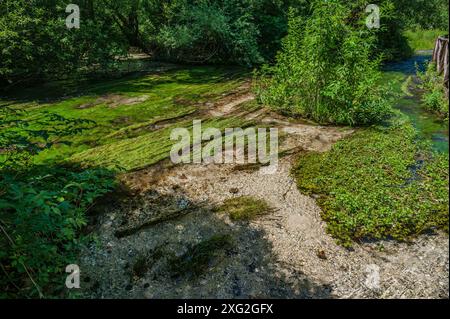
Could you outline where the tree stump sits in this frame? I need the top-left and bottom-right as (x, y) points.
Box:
(432, 35), (449, 98)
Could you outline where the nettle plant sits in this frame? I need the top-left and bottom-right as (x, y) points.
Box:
(0, 104), (116, 298)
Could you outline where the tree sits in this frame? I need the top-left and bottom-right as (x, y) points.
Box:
(0, 0), (127, 86)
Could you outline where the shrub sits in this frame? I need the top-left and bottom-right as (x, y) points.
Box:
(395, 0), (449, 30)
(0, 103), (117, 298)
(372, 0), (413, 61)
(145, 0), (302, 66)
(0, 0), (127, 86)
(255, 1), (393, 126)
(418, 62), (449, 119)
(0, 166), (116, 298)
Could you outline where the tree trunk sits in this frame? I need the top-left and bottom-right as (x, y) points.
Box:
(432, 35), (449, 98)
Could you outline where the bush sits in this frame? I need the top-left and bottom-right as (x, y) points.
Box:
(395, 0), (449, 30)
(0, 166), (116, 298)
(372, 0), (413, 61)
(143, 0), (300, 66)
(255, 1), (392, 125)
(418, 62), (449, 119)
(0, 103), (117, 298)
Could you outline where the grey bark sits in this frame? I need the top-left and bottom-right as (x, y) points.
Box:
(432, 36), (449, 98)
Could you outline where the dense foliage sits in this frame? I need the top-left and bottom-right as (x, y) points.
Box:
(294, 117), (449, 247)
(2, 0), (448, 87)
(139, 0), (299, 65)
(371, 0), (413, 61)
(0, 0), (127, 86)
(418, 62), (449, 119)
(255, 1), (392, 125)
(0, 166), (116, 298)
(0, 0), (300, 86)
(395, 0), (449, 30)
(0, 104), (116, 297)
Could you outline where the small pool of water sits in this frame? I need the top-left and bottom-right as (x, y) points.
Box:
(384, 53), (449, 153)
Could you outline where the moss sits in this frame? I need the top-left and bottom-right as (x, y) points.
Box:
(132, 254), (149, 279)
(168, 235), (233, 279)
(70, 116), (254, 171)
(238, 100), (261, 113)
(293, 117), (449, 247)
(216, 196), (272, 221)
(1, 66), (249, 166)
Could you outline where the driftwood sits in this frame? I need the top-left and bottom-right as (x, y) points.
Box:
(432, 35), (449, 97)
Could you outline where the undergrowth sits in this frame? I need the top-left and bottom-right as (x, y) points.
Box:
(294, 117), (449, 247)
(417, 62), (449, 120)
(0, 165), (116, 298)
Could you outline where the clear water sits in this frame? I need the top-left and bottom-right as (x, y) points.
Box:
(384, 53), (449, 154)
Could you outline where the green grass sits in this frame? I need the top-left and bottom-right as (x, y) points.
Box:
(405, 29), (448, 52)
(216, 196), (272, 221)
(294, 117), (449, 247)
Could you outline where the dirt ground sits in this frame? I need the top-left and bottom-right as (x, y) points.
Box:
(79, 90), (449, 299)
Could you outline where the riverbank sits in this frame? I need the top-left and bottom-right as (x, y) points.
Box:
(77, 61), (448, 299)
(1, 59), (448, 299)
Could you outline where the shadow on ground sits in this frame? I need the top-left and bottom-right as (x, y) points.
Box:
(1, 64), (249, 105)
(80, 189), (333, 299)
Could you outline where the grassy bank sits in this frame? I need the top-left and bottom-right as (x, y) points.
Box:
(294, 116), (449, 247)
(405, 29), (448, 51)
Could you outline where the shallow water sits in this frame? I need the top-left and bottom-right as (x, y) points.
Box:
(384, 52), (449, 153)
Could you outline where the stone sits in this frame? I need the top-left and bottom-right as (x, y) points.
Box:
(317, 249), (327, 260)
